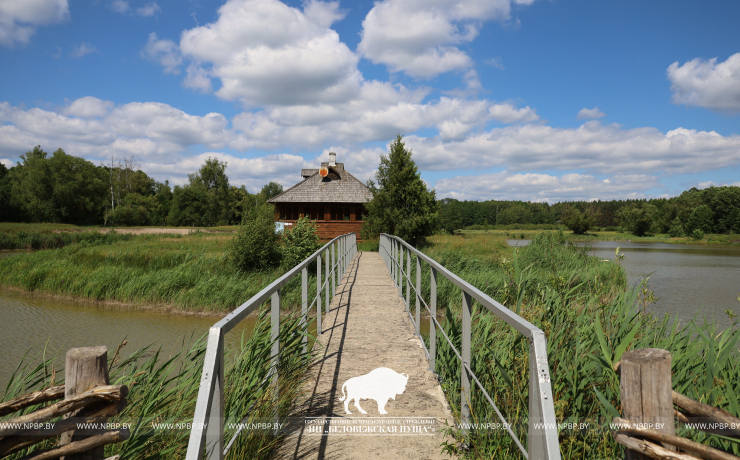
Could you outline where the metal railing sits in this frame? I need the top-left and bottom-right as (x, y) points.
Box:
(185, 232), (357, 460)
(379, 234), (560, 460)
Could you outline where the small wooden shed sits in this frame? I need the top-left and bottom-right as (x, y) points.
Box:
(268, 153), (373, 240)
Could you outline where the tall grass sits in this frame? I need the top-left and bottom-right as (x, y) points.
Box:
(0, 230), (136, 250)
(0, 232), (322, 313)
(421, 232), (740, 459)
(1, 310), (314, 460)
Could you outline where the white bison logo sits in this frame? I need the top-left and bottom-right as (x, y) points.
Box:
(339, 367), (409, 415)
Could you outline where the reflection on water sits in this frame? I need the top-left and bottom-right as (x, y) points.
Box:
(0, 290), (257, 389)
(508, 239), (740, 330)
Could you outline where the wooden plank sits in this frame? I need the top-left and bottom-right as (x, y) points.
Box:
(621, 348), (675, 460)
(613, 433), (701, 460)
(16, 430), (129, 460)
(0, 386), (65, 417)
(612, 417), (740, 460)
(673, 391), (740, 438)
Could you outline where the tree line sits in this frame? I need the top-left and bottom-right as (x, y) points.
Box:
(439, 186), (740, 237)
(0, 146), (283, 226)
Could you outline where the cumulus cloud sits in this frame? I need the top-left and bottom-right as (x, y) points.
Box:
(141, 32), (182, 74)
(136, 2), (160, 17)
(71, 42), (96, 57)
(179, 0), (361, 106)
(577, 107), (605, 120)
(358, 0), (531, 78)
(111, 0), (129, 13)
(0, 0), (69, 47)
(182, 63), (212, 93)
(1, 158), (14, 168)
(436, 171), (660, 202)
(302, 0), (345, 28)
(62, 97), (114, 118)
(667, 53), (740, 112)
(405, 121), (740, 175)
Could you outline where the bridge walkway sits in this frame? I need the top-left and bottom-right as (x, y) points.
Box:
(275, 251), (454, 460)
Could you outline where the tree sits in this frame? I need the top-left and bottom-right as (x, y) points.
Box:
(619, 204), (657, 237)
(361, 135), (438, 245)
(230, 203), (280, 271)
(168, 186), (210, 227)
(685, 204), (713, 235)
(260, 182), (283, 200)
(281, 216), (320, 268)
(439, 199), (463, 234)
(561, 208), (594, 234)
(188, 157), (231, 225)
(667, 217), (685, 237)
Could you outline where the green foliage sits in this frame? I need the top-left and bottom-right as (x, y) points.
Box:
(260, 181), (284, 200)
(230, 203), (280, 271)
(280, 216), (320, 268)
(439, 199), (464, 234)
(361, 135), (438, 245)
(619, 204), (657, 236)
(691, 228), (706, 240)
(168, 185), (211, 227)
(561, 208), (594, 234)
(667, 216), (685, 237)
(686, 204), (714, 235)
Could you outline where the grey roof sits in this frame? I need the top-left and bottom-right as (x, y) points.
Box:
(269, 162), (373, 204)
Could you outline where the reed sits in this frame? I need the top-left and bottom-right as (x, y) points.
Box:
(425, 233), (740, 459)
(0, 310), (314, 460)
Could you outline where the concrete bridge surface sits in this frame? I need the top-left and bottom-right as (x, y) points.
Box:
(275, 251), (454, 460)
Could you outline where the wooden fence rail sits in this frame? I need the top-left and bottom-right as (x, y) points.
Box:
(612, 348), (740, 460)
(0, 346), (129, 460)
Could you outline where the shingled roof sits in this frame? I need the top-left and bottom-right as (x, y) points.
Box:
(268, 159), (373, 204)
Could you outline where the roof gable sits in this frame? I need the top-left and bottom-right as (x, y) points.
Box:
(268, 163), (373, 204)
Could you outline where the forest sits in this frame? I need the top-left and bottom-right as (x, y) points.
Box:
(1, 146), (739, 237)
(0, 146), (281, 227)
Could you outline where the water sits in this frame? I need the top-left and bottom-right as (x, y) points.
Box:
(0, 289), (257, 390)
(508, 240), (740, 330)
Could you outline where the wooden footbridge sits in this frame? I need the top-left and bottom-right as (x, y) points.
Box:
(185, 234), (560, 460)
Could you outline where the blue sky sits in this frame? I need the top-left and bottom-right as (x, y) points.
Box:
(1, 0), (739, 202)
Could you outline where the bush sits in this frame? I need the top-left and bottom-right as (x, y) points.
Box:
(691, 228), (705, 240)
(230, 203), (280, 271)
(668, 217), (685, 237)
(281, 216), (320, 268)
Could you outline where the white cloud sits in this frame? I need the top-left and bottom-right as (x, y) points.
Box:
(71, 42), (96, 57)
(111, 0), (129, 13)
(436, 171), (660, 202)
(302, 0), (345, 28)
(182, 63), (212, 93)
(0, 0), (69, 47)
(405, 121), (740, 175)
(577, 107), (605, 119)
(358, 0), (530, 78)
(179, 0), (361, 106)
(62, 97), (114, 118)
(136, 2), (160, 17)
(1, 158), (14, 168)
(141, 32), (182, 74)
(485, 57), (504, 70)
(667, 53), (740, 112)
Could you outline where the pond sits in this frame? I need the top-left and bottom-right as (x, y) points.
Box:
(508, 240), (740, 331)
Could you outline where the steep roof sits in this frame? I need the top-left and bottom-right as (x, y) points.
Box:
(268, 162), (373, 204)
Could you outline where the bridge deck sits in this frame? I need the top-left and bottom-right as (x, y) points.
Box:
(276, 251), (453, 460)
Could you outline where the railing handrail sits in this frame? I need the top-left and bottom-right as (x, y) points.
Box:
(379, 234), (561, 460)
(185, 232), (357, 460)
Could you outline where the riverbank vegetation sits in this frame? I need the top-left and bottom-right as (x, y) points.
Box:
(417, 232), (740, 459)
(1, 310), (313, 460)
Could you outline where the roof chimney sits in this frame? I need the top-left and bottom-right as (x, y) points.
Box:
(328, 152), (336, 167)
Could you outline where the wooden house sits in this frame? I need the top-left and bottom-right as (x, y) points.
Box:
(268, 152), (373, 240)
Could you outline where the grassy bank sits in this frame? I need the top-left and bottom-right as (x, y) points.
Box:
(460, 228), (740, 246)
(0, 231), (322, 313)
(2, 310), (313, 460)
(423, 232), (740, 459)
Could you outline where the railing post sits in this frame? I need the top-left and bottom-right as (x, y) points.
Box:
(271, 289), (280, 387)
(301, 267), (307, 352)
(415, 254), (421, 336)
(405, 248), (411, 313)
(325, 248), (330, 314)
(317, 254), (322, 335)
(429, 267), (437, 373)
(206, 328), (224, 460)
(528, 330), (560, 459)
(397, 244), (403, 296)
(461, 291), (472, 430)
(331, 242), (336, 298)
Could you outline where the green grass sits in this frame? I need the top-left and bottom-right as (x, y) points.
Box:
(417, 232), (740, 459)
(1, 310), (314, 460)
(0, 232), (324, 313)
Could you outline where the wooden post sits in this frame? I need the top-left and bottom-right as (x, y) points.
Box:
(60, 346), (109, 460)
(620, 348), (675, 460)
